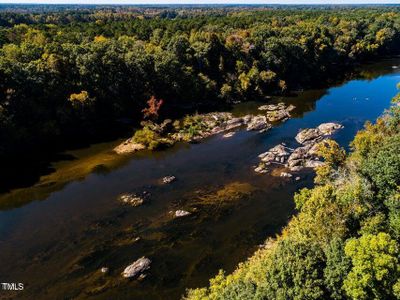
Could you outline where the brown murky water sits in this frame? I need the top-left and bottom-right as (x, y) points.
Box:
(0, 58), (399, 300)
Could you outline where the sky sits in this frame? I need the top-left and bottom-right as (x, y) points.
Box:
(1, 0), (400, 4)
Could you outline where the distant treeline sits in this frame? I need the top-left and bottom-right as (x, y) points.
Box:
(0, 7), (400, 160)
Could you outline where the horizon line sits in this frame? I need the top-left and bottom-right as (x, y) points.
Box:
(1, 1), (400, 5)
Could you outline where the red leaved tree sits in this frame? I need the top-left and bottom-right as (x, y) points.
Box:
(142, 96), (164, 120)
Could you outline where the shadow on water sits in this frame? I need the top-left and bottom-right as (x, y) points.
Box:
(0, 57), (400, 300)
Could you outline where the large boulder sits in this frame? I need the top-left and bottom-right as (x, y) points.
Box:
(295, 128), (322, 145)
(122, 257), (151, 278)
(317, 122), (344, 135)
(259, 144), (291, 164)
(296, 123), (343, 145)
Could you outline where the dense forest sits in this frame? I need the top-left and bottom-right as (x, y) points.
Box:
(0, 6), (400, 162)
(185, 89), (400, 300)
(1, 6), (400, 300)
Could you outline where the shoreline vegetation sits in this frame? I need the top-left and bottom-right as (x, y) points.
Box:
(184, 92), (400, 300)
(1, 6), (400, 166)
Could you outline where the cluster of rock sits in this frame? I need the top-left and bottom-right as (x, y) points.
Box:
(121, 257), (151, 279)
(171, 112), (272, 141)
(255, 122), (344, 174)
(114, 103), (296, 154)
(258, 102), (296, 122)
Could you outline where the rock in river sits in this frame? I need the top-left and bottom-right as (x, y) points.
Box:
(222, 131), (236, 138)
(246, 115), (271, 131)
(295, 122), (343, 145)
(258, 144), (291, 164)
(122, 257), (151, 278)
(175, 210), (191, 218)
(258, 103), (286, 111)
(317, 122), (344, 135)
(295, 128), (322, 145)
(258, 103), (296, 122)
(255, 122), (343, 174)
(266, 110), (290, 122)
(280, 172), (292, 178)
(119, 193), (148, 207)
(162, 175), (176, 184)
(254, 164), (268, 174)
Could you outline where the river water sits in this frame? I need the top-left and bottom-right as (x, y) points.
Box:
(0, 58), (399, 300)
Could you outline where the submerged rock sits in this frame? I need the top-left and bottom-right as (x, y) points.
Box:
(254, 163), (268, 174)
(162, 175), (176, 184)
(222, 132), (236, 138)
(122, 257), (151, 278)
(192, 182), (255, 206)
(286, 104), (296, 112)
(175, 210), (191, 218)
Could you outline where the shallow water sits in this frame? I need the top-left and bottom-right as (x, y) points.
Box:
(0, 58), (400, 300)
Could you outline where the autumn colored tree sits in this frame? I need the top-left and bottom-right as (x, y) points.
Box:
(142, 96), (164, 120)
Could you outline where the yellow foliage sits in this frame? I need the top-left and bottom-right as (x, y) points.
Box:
(69, 91), (89, 103)
(94, 35), (108, 43)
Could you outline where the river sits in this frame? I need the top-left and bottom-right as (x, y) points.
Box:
(0, 58), (399, 300)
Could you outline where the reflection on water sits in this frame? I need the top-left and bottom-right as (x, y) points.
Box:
(0, 58), (400, 300)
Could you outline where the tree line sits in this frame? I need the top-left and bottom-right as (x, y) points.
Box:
(0, 6), (400, 160)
